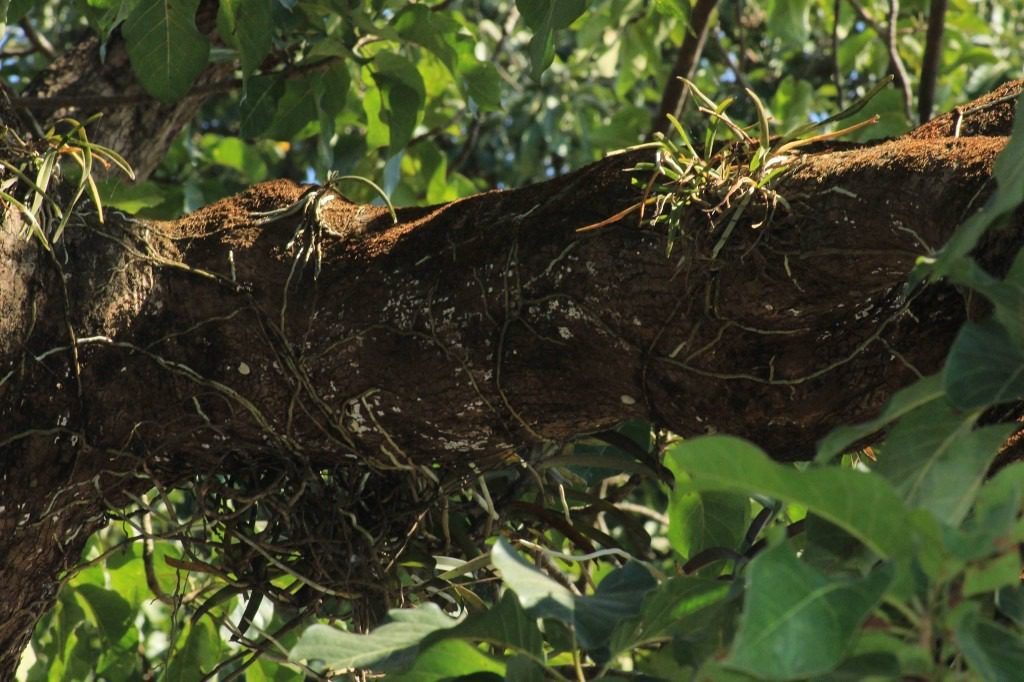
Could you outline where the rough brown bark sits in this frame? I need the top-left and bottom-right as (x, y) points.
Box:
(1, 34), (1022, 677)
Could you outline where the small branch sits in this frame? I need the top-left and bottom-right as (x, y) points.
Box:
(832, 0), (845, 108)
(650, 0), (720, 137)
(18, 18), (56, 61)
(10, 56), (341, 111)
(846, 0), (913, 119)
(918, 0), (947, 123)
(884, 0), (913, 120)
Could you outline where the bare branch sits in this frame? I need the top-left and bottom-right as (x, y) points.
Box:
(918, 0), (948, 123)
(650, 0), (719, 137)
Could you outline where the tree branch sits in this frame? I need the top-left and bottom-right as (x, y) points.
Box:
(650, 0), (719, 136)
(918, 0), (948, 123)
(2, 66), (1022, 675)
(846, 0), (913, 120)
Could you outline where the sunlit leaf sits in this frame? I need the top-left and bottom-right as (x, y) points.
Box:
(291, 605), (459, 673)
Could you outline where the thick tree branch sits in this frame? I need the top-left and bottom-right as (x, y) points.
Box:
(2, 71), (1022, 675)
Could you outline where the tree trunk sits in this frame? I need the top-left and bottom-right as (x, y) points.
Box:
(1, 27), (1021, 673)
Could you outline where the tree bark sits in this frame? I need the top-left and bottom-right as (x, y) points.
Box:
(1, 32), (1022, 674)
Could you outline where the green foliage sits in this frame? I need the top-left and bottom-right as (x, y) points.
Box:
(123, 0), (211, 102)
(7, 0), (1024, 680)
(516, 0), (589, 78)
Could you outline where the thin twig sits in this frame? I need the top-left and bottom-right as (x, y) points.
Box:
(18, 18), (56, 60)
(846, 0), (912, 119)
(650, 0), (720, 136)
(832, 0), (845, 108)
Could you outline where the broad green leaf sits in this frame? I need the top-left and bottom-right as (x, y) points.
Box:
(320, 61), (350, 119)
(491, 539), (656, 650)
(5, 0), (33, 25)
(773, 76), (815, 130)
(388, 639), (505, 681)
(946, 253), (1024, 345)
(874, 401), (1012, 525)
(71, 584), (132, 644)
(240, 75), (286, 139)
(290, 604), (459, 672)
(96, 179), (166, 214)
(816, 373), (945, 462)
(431, 592), (545, 660)
(843, 631), (934, 679)
(393, 5), (459, 72)
(953, 602), (1024, 681)
(80, 0), (133, 38)
(963, 551), (1022, 597)
(371, 52), (426, 155)
(670, 436), (913, 558)
(217, 0), (272, 80)
(123, 0), (210, 103)
(945, 320), (1024, 409)
(802, 514), (872, 573)
(666, 464), (750, 560)
(996, 584), (1024, 627)
(265, 73), (323, 140)
(164, 619), (223, 681)
(768, 0), (810, 48)
(726, 543), (893, 680)
(956, 463), (1024, 559)
(456, 41), (502, 111)
(574, 562), (657, 649)
(917, 92), (1024, 281)
(608, 576), (731, 656)
(203, 135), (268, 181)
(516, 0), (588, 78)
(506, 655), (546, 681)
(491, 537), (574, 622)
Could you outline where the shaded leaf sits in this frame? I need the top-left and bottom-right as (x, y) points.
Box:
(669, 436), (913, 558)
(371, 52), (426, 155)
(516, 0), (588, 78)
(918, 93), (1024, 280)
(954, 602), (1024, 682)
(874, 400), (1012, 525)
(768, 0), (810, 48)
(123, 0), (210, 102)
(666, 461), (750, 561)
(434, 592), (545, 660)
(945, 320), (1024, 409)
(240, 74), (285, 139)
(726, 543), (893, 680)
(217, 0), (272, 80)
(816, 373), (945, 462)
(165, 619), (223, 681)
(609, 576), (731, 656)
(491, 539), (655, 650)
